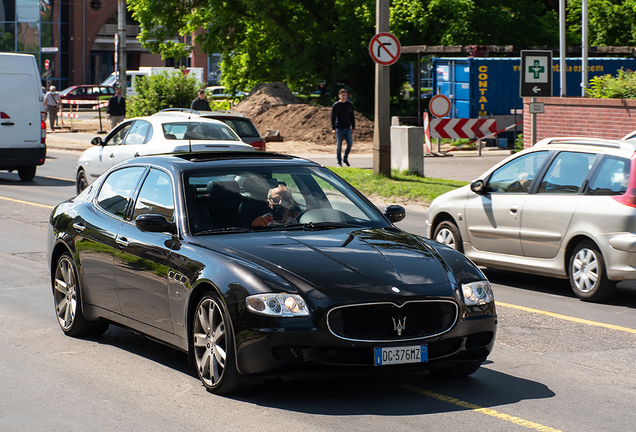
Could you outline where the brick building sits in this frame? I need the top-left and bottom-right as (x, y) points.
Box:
(0, 0), (211, 89)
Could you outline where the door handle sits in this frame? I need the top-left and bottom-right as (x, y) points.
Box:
(72, 223), (86, 232)
(134, 152), (140, 157)
(1, 122), (15, 126)
(116, 236), (129, 247)
(109, 153), (115, 159)
(509, 205), (518, 215)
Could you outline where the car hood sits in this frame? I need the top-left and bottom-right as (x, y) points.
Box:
(196, 228), (455, 298)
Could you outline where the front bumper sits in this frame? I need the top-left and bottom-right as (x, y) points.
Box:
(233, 307), (497, 379)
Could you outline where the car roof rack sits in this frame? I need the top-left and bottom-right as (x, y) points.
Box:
(535, 137), (636, 151)
(154, 108), (247, 118)
(154, 108), (199, 116)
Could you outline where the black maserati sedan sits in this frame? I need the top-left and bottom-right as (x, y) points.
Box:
(47, 151), (497, 395)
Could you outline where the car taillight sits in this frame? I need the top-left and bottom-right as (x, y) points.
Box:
(41, 111), (46, 143)
(613, 154), (636, 207)
(251, 140), (266, 151)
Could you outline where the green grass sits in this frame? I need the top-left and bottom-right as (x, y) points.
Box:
(329, 167), (467, 205)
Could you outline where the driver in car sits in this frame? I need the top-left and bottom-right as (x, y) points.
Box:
(252, 184), (300, 226)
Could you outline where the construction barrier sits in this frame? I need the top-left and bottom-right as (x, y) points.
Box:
(57, 112), (79, 118)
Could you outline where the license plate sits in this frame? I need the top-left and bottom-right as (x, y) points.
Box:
(374, 345), (428, 366)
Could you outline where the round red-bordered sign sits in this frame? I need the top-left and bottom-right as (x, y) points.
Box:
(429, 94), (451, 118)
(369, 32), (401, 66)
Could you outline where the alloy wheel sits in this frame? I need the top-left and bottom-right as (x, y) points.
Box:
(193, 298), (227, 386)
(54, 256), (78, 330)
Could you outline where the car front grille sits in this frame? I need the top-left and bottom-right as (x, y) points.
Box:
(326, 300), (458, 342)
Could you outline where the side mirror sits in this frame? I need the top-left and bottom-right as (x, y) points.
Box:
(384, 205), (406, 223)
(470, 180), (486, 195)
(135, 214), (177, 234)
(91, 137), (104, 146)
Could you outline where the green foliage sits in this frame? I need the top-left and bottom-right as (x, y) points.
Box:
(127, 0), (562, 117)
(127, 71), (201, 117)
(515, 133), (525, 151)
(330, 166), (467, 204)
(586, 68), (636, 99)
(567, 0), (636, 46)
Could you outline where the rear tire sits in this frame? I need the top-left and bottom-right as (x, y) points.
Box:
(53, 252), (91, 337)
(18, 165), (36, 181)
(433, 221), (463, 252)
(76, 169), (89, 194)
(569, 240), (616, 302)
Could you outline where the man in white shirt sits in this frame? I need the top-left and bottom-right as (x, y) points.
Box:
(43, 85), (60, 131)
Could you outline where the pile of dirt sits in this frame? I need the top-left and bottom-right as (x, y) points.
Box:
(235, 82), (374, 147)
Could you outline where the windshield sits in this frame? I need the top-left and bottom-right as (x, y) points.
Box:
(101, 74), (117, 86)
(162, 122), (240, 141)
(184, 166), (388, 234)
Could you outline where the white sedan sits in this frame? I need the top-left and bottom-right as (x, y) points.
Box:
(76, 114), (254, 193)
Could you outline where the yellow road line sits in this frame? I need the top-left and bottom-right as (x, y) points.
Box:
(401, 385), (562, 432)
(0, 196), (54, 209)
(497, 301), (636, 334)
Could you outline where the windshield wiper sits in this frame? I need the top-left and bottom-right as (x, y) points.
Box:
(195, 227), (254, 235)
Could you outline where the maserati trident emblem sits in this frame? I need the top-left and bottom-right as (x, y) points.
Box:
(392, 316), (407, 336)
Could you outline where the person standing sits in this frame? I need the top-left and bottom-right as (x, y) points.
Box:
(107, 87), (126, 129)
(331, 88), (355, 166)
(43, 85), (60, 131)
(191, 89), (212, 111)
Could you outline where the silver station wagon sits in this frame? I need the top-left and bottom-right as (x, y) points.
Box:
(427, 137), (636, 302)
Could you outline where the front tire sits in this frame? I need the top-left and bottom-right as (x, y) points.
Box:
(192, 292), (245, 395)
(76, 169), (89, 195)
(569, 240), (616, 302)
(53, 252), (91, 337)
(18, 165), (36, 181)
(433, 221), (463, 252)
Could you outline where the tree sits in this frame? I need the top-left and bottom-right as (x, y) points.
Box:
(127, 0), (564, 114)
(127, 71), (201, 117)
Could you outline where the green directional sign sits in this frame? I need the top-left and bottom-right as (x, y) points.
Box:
(520, 50), (552, 98)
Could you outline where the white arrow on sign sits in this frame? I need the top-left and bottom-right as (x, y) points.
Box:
(532, 86), (541, 94)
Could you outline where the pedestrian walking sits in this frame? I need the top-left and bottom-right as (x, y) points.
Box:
(107, 87), (126, 129)
(43, 85), (60, 131)
(191, 89), (211, 111)
(331, 88), (355, 166)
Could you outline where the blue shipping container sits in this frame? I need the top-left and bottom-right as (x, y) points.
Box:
(432, 57), (636, 118)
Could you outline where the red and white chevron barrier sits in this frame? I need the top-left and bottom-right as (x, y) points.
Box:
(430, 118), (497, 139)
(93, 102), (108, 110)
(57, 112), (79, 118)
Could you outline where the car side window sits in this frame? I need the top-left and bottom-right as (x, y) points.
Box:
(97, 167), (146, 218)
(104, 123), (132, 146)
(132, 169), (175, 222)
(588, 156), (630, 195)
(537, 152), (597, 194)
(486, 151), (548, 194)
(124, 121), (151, 145)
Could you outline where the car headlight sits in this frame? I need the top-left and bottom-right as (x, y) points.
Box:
(461, 281), (494, 306)
(246, 293), (310, 317)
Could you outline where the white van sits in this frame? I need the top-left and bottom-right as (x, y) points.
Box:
(101, 70), (149, 97)
(0, 53), (46, 181)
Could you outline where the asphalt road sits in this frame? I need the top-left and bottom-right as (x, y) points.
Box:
(0, 148), (635, 431)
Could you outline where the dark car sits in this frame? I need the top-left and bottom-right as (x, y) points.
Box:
(47, 152), (497, 395)
(59, 85), (115, 107)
